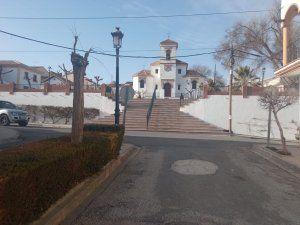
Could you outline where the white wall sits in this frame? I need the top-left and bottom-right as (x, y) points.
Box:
(48, 77), (64, 85)
(0, 92), (122, 116)
(133, 76), (139, 92)
(181, 95), (299, 141)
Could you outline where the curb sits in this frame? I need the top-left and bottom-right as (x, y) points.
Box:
(251, 145), (300, 179)
(31, 143), (139, 225)
(28, 123), (72, 129)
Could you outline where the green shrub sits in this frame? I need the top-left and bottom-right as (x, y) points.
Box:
(0, 124), (124, 225)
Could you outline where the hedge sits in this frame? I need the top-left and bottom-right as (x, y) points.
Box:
(19, 105), (100, 124)
(0, 124), (124, 225)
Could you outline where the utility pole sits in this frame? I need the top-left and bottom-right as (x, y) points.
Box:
(213, 64), (217, 84)
(267, 104), (272, 147)
(229, 45), (235, 134)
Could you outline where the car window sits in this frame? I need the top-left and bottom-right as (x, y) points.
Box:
(0, 101), (17, 109)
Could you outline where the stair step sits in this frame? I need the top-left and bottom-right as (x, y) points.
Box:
(97, 99), (224, 133)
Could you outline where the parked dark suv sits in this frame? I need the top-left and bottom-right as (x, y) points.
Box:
(0, 101), (30, 126)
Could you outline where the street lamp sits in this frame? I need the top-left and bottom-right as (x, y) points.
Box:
(261, 67), (266, 87)
(111, 27), (124, 127)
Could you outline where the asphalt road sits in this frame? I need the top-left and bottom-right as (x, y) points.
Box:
(0, 126), (70, 150)
(64, 136), (300, 225)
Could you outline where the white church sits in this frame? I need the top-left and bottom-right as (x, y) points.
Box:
(133, 39), (207, 99)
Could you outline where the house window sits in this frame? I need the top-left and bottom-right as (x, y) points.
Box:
(178, 85), (181, 90)
(166, 50), (171, 60)
(178, 69), (182, 74)
(24, 72), (29, 80)
(155, 69), (159, 74)
(140, 79), (145, 88)
(192, 80), (197, 90)
(33, 75), (37, 82)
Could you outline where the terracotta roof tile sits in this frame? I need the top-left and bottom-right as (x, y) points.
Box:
(176, 59), (188, 65)
(183, 70), (206, 78)
(133, 70), (152, 77)
(160, 39), (178, 47)
(0, 60), (47, 74)
(150, 59), (187, 66)
(150, 61), (160, 66)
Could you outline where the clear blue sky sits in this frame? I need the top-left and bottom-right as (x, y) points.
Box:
(0, 0), (275, 83)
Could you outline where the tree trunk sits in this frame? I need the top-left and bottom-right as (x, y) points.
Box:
(71, 53), (85, 144)
(273, 110), (289, 155)
(27, 79), (32, 89)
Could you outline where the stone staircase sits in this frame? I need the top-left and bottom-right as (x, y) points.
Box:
(96, 99), (225, 134)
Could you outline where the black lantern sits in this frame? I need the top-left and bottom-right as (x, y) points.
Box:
(111, 27), (124, 49)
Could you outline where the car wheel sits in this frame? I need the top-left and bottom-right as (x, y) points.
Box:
(18, 121), (28, 127)
(0, 114), (10, 126)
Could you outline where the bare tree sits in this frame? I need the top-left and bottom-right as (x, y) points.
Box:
(191, 65), (212, 77)
(59, 64), (72, 84)
(71, 35), (92, 144)
(24, 72), (32, 89)
(0, 65), (13, 84)
(215, 1), (300, 70)
(258, 86), (297, 155)
(59, 107), (73, 124)
(94, 76), (103, 88)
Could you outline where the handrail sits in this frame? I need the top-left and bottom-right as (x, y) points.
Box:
(122, 86), (130, 126)
(146, 85), (158, 129)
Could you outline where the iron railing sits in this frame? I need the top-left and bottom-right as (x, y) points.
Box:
(122, 86), (130, 126)
(146, 85), (157, 129)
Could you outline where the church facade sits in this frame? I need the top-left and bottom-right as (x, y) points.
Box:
(132, 39), (207, 99)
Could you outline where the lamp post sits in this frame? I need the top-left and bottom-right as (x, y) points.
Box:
(261, 67), (266, 87)
(111, 27), (124, 127)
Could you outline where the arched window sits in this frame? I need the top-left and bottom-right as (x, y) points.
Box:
(192, 80), (197, 90)
(166, 50), (171, 60)
(140, 79), (145, 88)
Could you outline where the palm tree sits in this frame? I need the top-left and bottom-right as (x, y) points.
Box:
(234, 66), (259, 90)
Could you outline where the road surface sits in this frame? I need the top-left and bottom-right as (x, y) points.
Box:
(63, 136), (300, 225)
(0, 126), (70, 150)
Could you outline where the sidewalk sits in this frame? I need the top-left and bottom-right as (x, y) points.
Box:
(281, 145), (300, 169)
(125, 130), (299, 146)
(0, 127), (20, 145)
(251, 144), (300, 179)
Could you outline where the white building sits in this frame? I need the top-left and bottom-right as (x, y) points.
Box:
(0, 60), (47, 89)
(65, 73), (96, 89)
(42, 72), (68, 86)
(133, 39), (207, 99)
